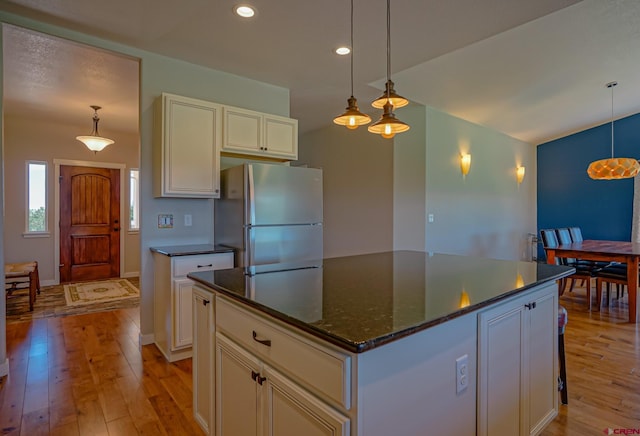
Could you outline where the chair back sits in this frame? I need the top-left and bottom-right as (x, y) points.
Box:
(568, 227), (583, 242)
(555, 228), (577, 264)
(540, 229), (559, 248)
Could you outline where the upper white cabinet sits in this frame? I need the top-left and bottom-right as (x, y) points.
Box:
(222, 106), (298, 160)
(154, 93), (222, 198)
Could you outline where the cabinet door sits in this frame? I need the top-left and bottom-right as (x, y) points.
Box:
(264, 366), (350, 436)
(173, 278), (194, 349)
(193, 287), (214, 434)
(478, 299), (527, 436)
(223, 107), (262, 154)
(263, 115), (298, 159)
(216, 334), (262, 436)
(527, 289), (558, 435)
(155, 93), (222, 198)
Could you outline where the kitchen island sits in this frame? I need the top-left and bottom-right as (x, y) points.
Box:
(188, 251), (574, 436)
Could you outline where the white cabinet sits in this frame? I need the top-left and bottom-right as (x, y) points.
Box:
(477, 283), (558, 436)
(193, 286), (215, 435)
(154, 93), (222, 198)
(222, 106), (298, 160)
(213, 296), (350, 436)
(153, 251), (234, 362)
(216, 333), (350, 436)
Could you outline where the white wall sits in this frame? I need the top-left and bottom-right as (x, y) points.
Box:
(297, 124), (394, 258)
(0, 11), (292, 348)
(394, 106), (536, 261)
(3, 114), (140, 282)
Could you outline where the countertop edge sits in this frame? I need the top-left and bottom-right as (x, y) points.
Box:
(150, 244), (234, 257)
(188, 266), (575, 354)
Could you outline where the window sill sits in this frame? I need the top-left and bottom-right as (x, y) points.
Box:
(23, 232), (50, 238)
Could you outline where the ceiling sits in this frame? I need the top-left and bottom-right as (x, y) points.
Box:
(2, 0), (640, 145)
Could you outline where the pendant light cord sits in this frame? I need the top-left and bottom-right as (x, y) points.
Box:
(386, 0), (391, 99)
(350, 0), (354, 97)
(610, 83), (615, 158)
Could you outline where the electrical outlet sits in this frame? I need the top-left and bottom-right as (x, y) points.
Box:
(456, 354), (469, 394)
(428, 214), (434, 223)
(184, 214), (192, 227)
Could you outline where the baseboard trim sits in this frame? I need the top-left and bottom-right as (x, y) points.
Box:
(0, 358), (9, 378)
(122, 272), (139, 279)
(139, 333), (154, 347)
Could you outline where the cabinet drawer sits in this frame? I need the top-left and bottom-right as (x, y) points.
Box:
(216, 297), (351, 410)
(173, 253), (233, 277)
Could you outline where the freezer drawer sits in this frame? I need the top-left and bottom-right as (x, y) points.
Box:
(245, 224), (322, 267)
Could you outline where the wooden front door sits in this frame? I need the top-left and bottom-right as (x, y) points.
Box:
(60, 165), (120, 283)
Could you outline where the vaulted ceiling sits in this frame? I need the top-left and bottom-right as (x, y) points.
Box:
(2, 0), (640, 145)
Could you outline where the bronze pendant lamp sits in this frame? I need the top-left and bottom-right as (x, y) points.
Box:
(586, 82), (640, 180)
(368, 0), (410, 139)
(333, 0), (371, 130)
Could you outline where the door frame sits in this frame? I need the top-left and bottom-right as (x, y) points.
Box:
(53, 159), (127, 285)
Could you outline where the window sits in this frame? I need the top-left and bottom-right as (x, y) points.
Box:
(130, 168), (140, 231)
(27, 161), (47, 233)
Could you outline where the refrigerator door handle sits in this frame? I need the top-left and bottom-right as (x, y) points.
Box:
(247, 164), (256, 225)
(246, 226), (256, 266)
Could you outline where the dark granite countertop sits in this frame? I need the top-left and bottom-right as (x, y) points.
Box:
(150, 244), (234, 257)
(188, 251), (574, 353)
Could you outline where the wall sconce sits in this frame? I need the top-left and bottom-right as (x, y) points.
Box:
(516, 166), (526, 184)
(460, 153), (471, 176)
(459, 290), (471, 308)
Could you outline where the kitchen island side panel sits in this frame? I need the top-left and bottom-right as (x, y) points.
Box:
(356, 311), (477, 436)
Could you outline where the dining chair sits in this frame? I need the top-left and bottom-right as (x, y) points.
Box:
(540, 229), (599, 307)
(558, 305), (568, 405)
(595, 263), (628, 309)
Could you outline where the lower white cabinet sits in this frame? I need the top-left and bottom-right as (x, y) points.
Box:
(153, 251), (234, 362)
(216, 333), (350, 436)
(193, 286), (215, 434)
(477, 283), (558, 436)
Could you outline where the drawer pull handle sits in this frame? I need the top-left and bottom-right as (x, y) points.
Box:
(252, 331), (272, 347)
(202, 299), (210, 306)
(197, 264), (213, 268)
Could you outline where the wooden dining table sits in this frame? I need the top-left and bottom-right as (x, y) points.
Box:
(545, 239), (640, 323)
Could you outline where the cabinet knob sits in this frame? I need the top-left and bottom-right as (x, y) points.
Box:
(525, 302), (537, 310)
(202, 299), (210, 306)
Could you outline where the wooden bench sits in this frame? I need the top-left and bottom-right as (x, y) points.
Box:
(5, 261), (40, 311)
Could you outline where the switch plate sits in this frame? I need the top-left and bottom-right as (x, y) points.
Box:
(428, 214), (434, 223)
(184, 214), (192, 227)
(158, 214), (173, 229)
(456, 354), (469, 394)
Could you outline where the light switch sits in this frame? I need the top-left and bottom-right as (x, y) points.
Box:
(184, 214), (192, 227)
(428, 214), (434, 223)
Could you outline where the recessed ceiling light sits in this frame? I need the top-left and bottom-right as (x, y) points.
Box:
(335, 46), (351, 55)
(234, 5), (256, 18)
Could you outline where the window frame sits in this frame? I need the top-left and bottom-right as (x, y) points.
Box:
(25, 160), (49, 236)
(129, 168), (140, 232)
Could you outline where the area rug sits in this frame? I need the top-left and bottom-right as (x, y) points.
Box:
(63, 279), (139, 306)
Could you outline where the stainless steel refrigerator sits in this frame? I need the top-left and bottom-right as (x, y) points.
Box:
(215, 163), (323, 267)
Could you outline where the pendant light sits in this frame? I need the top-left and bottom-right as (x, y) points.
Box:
(333, 0), (371, 130)
(368, 0), (410, 139)
(587, 82), (640, 180)
(76, 105), (114, 153)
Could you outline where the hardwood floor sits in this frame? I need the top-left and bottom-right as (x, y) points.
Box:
(542, 282), (640, 435)
(1, 281), (638, 435)
(0, 308), (204, 436)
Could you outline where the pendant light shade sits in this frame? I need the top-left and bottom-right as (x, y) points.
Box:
(367, 100), (410, 139)
(369, 0), (409, 139)
(371, 79), (408, 109)
(587, 82), (639, 180)
(76, 105), (114, 153)
(333, 0), (371, 129)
